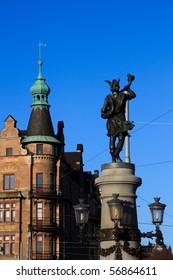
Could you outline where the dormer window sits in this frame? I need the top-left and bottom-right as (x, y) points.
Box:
(6, 148), (12, 156)
(36, 144), (43, 154)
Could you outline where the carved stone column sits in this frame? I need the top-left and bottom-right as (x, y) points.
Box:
(95, 162), (142, 260)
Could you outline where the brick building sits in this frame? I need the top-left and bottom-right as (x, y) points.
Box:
(0, 59), (100, 260)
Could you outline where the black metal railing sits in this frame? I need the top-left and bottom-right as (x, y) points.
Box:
(31, 218), (60, 232)
(30, 185), (61, 198)
(32, 218), (59, 226)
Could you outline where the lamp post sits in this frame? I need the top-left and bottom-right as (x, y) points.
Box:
(73, 199), (90, 243)
(140, 197), (166, 247)
(148, 197), (166, 245)
(107, 194), (167, 259)
(107, 194), (124, 259)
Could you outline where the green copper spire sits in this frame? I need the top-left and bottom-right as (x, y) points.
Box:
(25, 50), (56, 139)
(30, 59), (50, 109)
(23, 44), (61, 145)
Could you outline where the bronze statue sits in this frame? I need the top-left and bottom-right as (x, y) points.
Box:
(101, 74), (136, 162)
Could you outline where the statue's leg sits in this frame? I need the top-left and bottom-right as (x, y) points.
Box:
(114, 133), (125, 162)
(110, 135), (116, 162)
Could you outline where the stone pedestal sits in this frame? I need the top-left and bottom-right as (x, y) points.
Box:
(95, 162), (142, 260)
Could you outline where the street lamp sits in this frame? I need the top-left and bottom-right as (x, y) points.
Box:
(106, 194), (167, 259)
(148, 197), (166, 245)
(140, 197), (166, 246)
(107, 194), (124, 259)
(149, 197), (166, 226)
(73, 199), (90, 242)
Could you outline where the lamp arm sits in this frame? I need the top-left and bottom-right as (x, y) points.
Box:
(140, 231), (154, 239)
(140, 227), (164, 245)
(155, 227), (164, 245)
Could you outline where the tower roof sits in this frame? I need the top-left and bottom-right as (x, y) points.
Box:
(23, 59), (60, 144)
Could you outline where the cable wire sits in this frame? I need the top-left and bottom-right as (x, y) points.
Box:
(132, 108), (173, 134)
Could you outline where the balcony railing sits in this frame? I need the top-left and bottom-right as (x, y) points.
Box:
(30, 185), (61, 199)
(31, 218), (60, 233)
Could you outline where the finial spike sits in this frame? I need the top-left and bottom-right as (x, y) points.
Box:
(37, 41), (46, 61)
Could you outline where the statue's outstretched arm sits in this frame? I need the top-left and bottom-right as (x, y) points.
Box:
(125, 88), (136, 100)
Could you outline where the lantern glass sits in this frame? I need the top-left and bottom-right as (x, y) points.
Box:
(74, 209), (89, 225)
(107, 194), (123, 222)
(152, 209), (163, 224)
(73, 199), (89, 226)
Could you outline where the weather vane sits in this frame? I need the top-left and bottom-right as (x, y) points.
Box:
(38, 41), (46, 60)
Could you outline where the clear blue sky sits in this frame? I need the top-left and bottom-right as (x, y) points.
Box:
(1, 0), (173, 250)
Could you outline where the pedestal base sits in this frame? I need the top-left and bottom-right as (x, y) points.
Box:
(95, 162), (142, 260)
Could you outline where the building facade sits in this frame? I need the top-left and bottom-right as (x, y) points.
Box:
(0, 59), (100, 260)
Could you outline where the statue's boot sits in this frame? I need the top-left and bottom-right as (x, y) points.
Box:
(116, 155), (122, 162)
(110, 149), (115, 162)
(110, 138), (116, 162)
(114, 137), (124, 162)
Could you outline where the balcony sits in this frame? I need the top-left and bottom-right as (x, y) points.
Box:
(30, 185), (61, 200)
(31, 218), (60, 233)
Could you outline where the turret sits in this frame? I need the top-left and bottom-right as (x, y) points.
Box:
(22, 58), (60, 145)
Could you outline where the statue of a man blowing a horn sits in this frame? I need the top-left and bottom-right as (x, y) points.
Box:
(101, 74), (136, 162)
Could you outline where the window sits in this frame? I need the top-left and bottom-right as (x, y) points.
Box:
(0, 211), (2, 222)
(11, 235), (15, 241)
(0, 202), (16, 222)
(36, 173), (43, 188)
(52, 145), (57, 156)
(4, 210), (10, 222)
(11, 242), (15, 254)
(36, 202), (43, 221)
(6, 148), (12, 156)
(11, 236), (15, 254)
(50, 173), (54, 189)
(5, 203), (10, 208)
(4, 243), (10, 254)
(0, 235), (15, 255)
(36, 235), (43, 254)
(4, 174), (15, 190)
(36, 144), (43, 154)
(4, 236), (9, 241)
(11, 210), (15, 222)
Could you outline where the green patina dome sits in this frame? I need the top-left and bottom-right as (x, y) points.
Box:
(30, 60), (50, 97)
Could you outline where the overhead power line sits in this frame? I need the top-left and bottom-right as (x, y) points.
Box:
(132, 108), (173, 134)
(135, 121), (173, 126)
(136, 159), (173, 168)
(81, 108), (173, 170)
